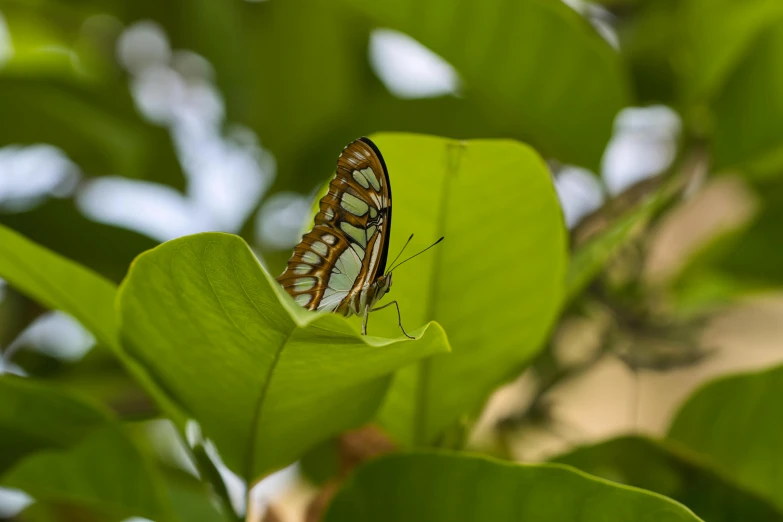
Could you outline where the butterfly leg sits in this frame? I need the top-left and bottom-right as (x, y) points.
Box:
(362, 304), (370, 336)
(372, 300), (414, 339)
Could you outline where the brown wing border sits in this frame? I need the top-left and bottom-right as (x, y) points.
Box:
(358, 136), (392, 277)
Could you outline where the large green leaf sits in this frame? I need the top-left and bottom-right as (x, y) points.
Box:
(116, 232), (449, 482)
(0, 377), (172, 521)
(338, 0), (631, 170)
(553, 436), (783, 521)
(353, 134), (567, 446)
(668, 364), (783, 512)
(323, 452), (703, 522)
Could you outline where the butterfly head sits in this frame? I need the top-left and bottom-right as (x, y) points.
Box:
(375, 272), (393, 294)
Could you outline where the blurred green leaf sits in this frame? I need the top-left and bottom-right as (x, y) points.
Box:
(669, 364), (783, 512)
(677, 0), (783, 105)
(104, 0), (378, 196)
(351, 135), (567, 446)
(339, 0), (631, 170)
(235, 0), (373, 193)
(166, 483), (225, 522)
(553, 436), (783, 521)
(670, 182), (783, 299)
(0, 198), (157, 283)
(0, 377), (172, 521)
(0, 224), (182, 423)
(614, 0), (680, 104)
(0, 1), (185, 188)
(299, 438), (340, 486)
(24, 348), (158, 421)
(4, 426), (172, 521)
(324, 451), (703, 521)
(622, 0), (783, 174)
(712, 20), (783, 177)
(0, 74), (184, 189)
(710, 193), (783, 286)
(156, 466), (226, 522)
(14, 501), (105, 522)
(116, 232), (449, 482)
(619, 0), (783, 160)
(0, 224), (118, 348)
(0, 376), (109, 476)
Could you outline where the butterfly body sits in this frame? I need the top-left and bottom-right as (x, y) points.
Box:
(334, 273), (393, 316)
(277, 137), (405, 336)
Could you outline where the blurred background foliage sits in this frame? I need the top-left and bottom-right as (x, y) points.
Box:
(2, 0), (783, 519)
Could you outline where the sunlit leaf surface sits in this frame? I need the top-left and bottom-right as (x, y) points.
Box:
(117, 232), (450, 481)
(342, 134), (568, 446)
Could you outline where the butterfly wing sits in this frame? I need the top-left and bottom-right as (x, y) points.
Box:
(277, 137), (392, 315)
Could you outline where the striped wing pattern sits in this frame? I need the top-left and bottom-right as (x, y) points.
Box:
(277, 137), (392, 316)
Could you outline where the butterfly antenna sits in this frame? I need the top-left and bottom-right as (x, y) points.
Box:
(387, 234), (414, 270)
(389, 237), (444, 273)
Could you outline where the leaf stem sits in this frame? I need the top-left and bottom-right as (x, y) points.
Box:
(189, 442), (243, 522)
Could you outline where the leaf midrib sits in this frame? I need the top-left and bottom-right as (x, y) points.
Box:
(414, 141), (463, 445)
(219, 242), (297, 484)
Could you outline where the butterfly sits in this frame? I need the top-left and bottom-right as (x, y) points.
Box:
(277, 137), (441, 338)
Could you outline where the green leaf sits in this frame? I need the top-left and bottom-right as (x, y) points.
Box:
(0, 376), (109, 476)
(0, 2), (184, 188)
(0, 74), (184, 189)
(553, 436), (783, 521)
(668, 182), (783, 300)
(0, 224), (182, 422)
(116, 232), (450, 482)
(0, 377), (172, 521)
(4, 427), (172, 521)
(113, 0), (379, 196)
(323, 451), (703, 522)
(338, 0), (631, 170)
(677, 0), (783, 105)
(669, 364), (783, 513)
(300, 438), (340, 486)
(618, 0), (783, 136)
(0, 198), (157, 283)
(359, 134), (567, 446)
(712, 19), (783, 177)
(0, 224), (118, 348)
(166, 482), (226, 522)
